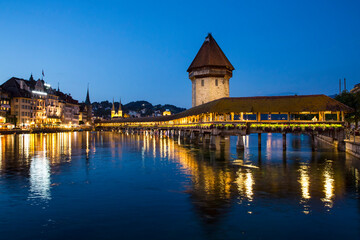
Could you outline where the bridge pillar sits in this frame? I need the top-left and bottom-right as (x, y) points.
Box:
(210, 135), (216, 150)
(311, 134), (318, 151)
(337, 128), (346, 151)
(282, 133), (287, 150)
(258, 133), (262, 149)
(203, 133), (210, 146)
(198, 133), (204, 144)
(190, 131), (196, 143)
(220, 135), (226, 145)
(236, 135), (244, 150)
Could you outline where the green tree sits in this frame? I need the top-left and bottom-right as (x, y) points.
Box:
(335, 91), (360, 127)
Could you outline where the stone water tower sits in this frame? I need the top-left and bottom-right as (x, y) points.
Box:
(187, 33), (234, 107)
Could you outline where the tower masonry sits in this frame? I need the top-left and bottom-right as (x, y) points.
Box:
(187, 33), (234, 107)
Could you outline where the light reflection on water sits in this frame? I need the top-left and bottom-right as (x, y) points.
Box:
(29, 155), (51, 201)
(0, 132), (359, 239)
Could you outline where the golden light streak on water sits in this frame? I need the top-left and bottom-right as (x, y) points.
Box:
(0, 136), (2, 169)
(298, 164), (311, 214)
(236, 169), (254, 202)
(299, 165), (311, 200)
(68, 132), (72, 160)
(86, 131), (90, 159)
(322, 161), (335, 208)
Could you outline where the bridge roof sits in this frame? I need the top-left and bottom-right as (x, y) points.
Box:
(101, 95), (352, 123)
(177, 94), (353, 117)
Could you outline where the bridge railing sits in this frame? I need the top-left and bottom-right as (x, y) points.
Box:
(96, 121), (344, 133)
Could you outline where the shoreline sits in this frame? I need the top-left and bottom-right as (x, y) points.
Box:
(0, 127), (94, 135)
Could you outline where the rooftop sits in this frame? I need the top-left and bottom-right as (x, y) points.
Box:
(187, 33), (234, 72)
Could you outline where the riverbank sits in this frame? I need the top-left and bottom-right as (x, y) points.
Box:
(0, 127), (94, 135)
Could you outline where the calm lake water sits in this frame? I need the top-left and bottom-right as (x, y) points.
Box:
(0, 131), (359, 240)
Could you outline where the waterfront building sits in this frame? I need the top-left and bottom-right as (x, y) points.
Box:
(111, 98), (123, 119)
(56, 90), (80, 124)
(188, 33), (234, 107)
(1, 75), (80, 127)
(0, 87), (10, 125)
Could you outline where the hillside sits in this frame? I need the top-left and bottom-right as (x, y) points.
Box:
(92, 100), (186, 119)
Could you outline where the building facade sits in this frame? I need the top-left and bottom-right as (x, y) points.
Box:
(0, 87), (11, 124)
(187, 34), (234, 107)
(1, 75), (80, 127)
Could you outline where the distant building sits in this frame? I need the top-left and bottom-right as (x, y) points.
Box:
(111, 98), (123, 119)
(153, 110), (162, 117)
(128, 110), (141, 118)
(350, 83), (360, 93)
(163, 109), (171, 116)
(187, 33), (234, 107)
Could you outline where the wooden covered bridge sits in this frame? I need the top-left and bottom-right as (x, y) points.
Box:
(96, 94), (352, 150)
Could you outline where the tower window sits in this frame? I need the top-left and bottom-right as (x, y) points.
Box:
(201, 79), (204, 86)
(215, 79), (218, 86)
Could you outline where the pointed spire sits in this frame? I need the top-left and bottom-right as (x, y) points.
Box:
(118, 98), (122, 111)
(29, 73), (34, 81)
(85, 83), (91, 105)
(57, 82), (60, 92)
(112, 98), (115, 111)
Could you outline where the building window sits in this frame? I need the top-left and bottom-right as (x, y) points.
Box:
(215, 79), (218, 86)
(201, 79), (204, 86)
(16, 99), (18, 102)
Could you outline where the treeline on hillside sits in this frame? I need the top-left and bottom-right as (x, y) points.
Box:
(92, 100), (186, 119)
(335, 91), (360, 127)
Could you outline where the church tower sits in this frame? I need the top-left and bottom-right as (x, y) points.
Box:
(85, 85), (92, 123)
(187, 33), (234, 107)
(111, 98), (116, 118)
(111, 98), (123, 118)
(117, 98), (123, 117)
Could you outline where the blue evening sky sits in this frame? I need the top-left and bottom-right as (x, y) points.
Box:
(0, 0), (359, 108)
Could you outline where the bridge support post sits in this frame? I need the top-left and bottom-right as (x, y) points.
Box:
(198, 133), (204, 144)
(258, 133), (261, 149)
(337, 128), (346, 151)
(210, 135), (216, 150)
(190, 131), (196, 144)
(312, 134), (318, 151)
(282, 133), (287, 150)
(220, 135), (226, 145)
(236, 135), (244, 150)
(203, 133), (210, 146)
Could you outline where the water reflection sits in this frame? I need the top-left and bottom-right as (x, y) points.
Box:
(29, 155), (51, 200)
(236, 168), (254, 202)
(0, 132), (359, 229)
(322, 160), (335, 208)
